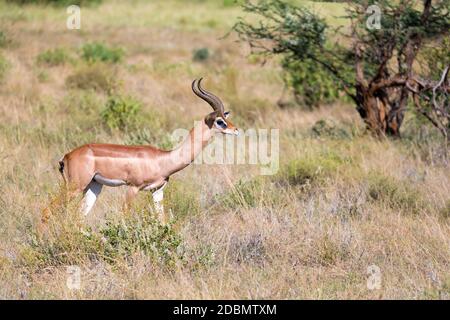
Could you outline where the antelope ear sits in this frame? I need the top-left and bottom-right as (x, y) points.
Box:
(224, 111), (230, 119)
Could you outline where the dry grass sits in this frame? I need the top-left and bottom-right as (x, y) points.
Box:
(0, 0), (449, 300)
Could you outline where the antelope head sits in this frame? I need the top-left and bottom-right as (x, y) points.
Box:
(192, 78), (239, 136)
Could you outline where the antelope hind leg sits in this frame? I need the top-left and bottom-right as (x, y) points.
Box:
(81, 180), (103, 216)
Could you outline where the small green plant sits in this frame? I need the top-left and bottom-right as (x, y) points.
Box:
(101, 94), (141, 131)
(100, 209), (183, 267)
(80, 42), (124, 64)
(66, 64), (119, 92)
(0, 54), (10, 83)
(37, 48), (71, 66)
(192, 48), (210, 62)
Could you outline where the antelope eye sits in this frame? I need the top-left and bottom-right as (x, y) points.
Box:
(216, 119), (227, 128)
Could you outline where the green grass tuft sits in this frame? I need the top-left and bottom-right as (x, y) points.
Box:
(36, 48), (72, 66)
(80, 42), (124, 64)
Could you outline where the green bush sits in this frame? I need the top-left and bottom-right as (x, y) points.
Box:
(282, 58), (341, 109)
(37, 48), (71, 66)
(100, 209), (183, 267)
(81, 42), (124, 64)
(101, 94), (141, 131)
(0, 54), (10, 83)
(65, 64), (119, 92)
(20, 205), (183, 269)
(192, 48), (210, 62)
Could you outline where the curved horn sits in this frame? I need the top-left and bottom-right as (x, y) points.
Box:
(191, 78), (224, 114)
(198, 78), (225, 114)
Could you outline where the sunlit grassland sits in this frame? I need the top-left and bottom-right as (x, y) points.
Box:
(0, 0), (449, 299)
(0, 0), (349, 31)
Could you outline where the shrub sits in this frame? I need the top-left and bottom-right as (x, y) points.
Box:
(0, 54), (10, 83)
(21, 205), (183, 269)
(100, 209), (183, 267)
(37, 48), (71, 66)
(282, 58), (342, 109)
(65, 64), (119, 92)
(80, 42), (124, 64)
(192, 48), (210, 62)
(101, 94), (141, 131)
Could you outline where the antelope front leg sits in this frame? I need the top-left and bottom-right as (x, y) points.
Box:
(152, 188), (165, 222)
(151, 182), (168, 223)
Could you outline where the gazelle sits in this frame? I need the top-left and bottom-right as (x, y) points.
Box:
(47, 79), (239, 221)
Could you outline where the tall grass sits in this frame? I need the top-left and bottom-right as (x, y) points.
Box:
(0, 0), (449, 300)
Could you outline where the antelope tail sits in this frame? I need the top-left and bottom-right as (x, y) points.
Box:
(58, 156), (67, 185)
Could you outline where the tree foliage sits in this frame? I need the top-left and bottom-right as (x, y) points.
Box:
(234, 0), (450, 137)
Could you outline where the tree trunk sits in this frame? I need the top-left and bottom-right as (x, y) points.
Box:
(355, 87), (405, 137)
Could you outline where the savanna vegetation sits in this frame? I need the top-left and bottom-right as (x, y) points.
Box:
(0, 0), (449, 299)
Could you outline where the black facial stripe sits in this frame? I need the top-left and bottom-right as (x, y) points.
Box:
(216, 118), (227, 129)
